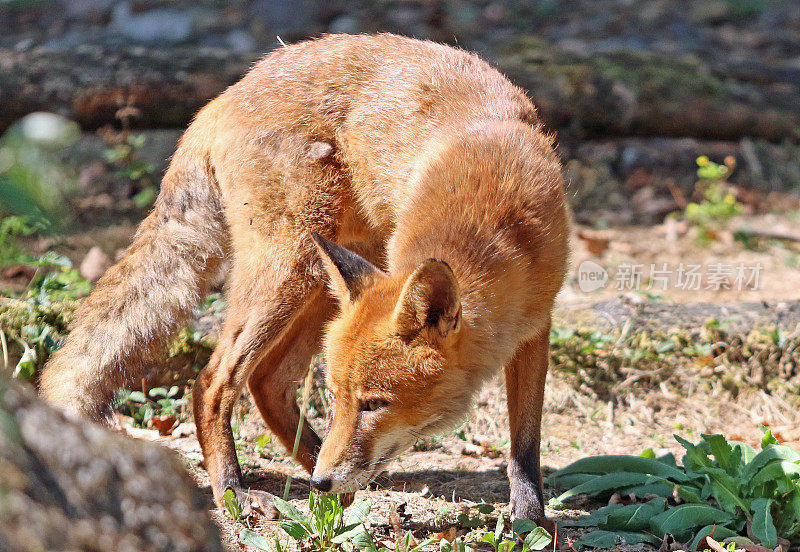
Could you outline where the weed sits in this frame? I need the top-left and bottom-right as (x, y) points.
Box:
(271, 493), (375, 552)
(102, 131), (157, 208)
(682, 156), (742, 246)
(480, 516), (552, 552)
(548, 431), (800, 549)
(0, 216), (40, 267)
(223, 488), (243, 522)
(115, 385), (188, 427)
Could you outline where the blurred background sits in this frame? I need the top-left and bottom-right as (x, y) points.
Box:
(1, 0), (800, 358)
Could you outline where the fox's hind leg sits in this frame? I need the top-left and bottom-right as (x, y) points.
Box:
(504, 323), (552, 525)
(246, 289), (334, 472)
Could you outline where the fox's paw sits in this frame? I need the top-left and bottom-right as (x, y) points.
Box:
(509, 480), (545, 523)
(229, 488), (280, 520)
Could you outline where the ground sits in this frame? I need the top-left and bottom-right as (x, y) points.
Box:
(76, 211), (797, 552)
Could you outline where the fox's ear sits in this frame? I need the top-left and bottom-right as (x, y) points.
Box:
(311, 232), (384, 303)
(394, 259), (461, 340)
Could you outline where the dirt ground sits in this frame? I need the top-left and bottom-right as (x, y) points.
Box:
(85, 211), (800, 552)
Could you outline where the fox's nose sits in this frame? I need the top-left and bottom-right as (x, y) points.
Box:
(310, 475), (333, 492)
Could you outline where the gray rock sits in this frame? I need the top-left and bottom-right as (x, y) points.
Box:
(328, 15), (360, 35)
(110, 2), (195, 44)
(0, 375), (222, 552)
(249, 0), (321, 37)
(59, 0), (115, 20)
(226, 29), (256, 53)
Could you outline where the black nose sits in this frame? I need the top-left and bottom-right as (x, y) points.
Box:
(310, 475), (333, 492)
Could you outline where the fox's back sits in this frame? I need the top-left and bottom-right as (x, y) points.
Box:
(199, 34), (539, 228)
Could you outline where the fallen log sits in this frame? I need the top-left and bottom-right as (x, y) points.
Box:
(2, 41), (800, 142)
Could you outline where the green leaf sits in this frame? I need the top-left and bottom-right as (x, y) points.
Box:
(279, 520), (309, 541)
(346, 498), (372, 525)
(409, 537), (440, 552)
(649, 504), (733, 541)
(762, 429), (780, 449)
(522, 527), (552, 550)
(751, 498), (777, 548)
(749, 461), (800, 489)
(676, 484), (705, 504)
(493, 513), (505, 543)
(545, 473), (597, 489)
(676, 435), (713, 473)
(702, 434), (742, 476)
(239, 529), (272, 551)
(12, 346), (36, 380)
(687, 525), (738, 551)
(331, 523), (368, 544)
(574, 530), (617, 549)
(550, 472), (652, 505)
(560, 504), (625, 528)
(601, 498), (667, 532)
(743, 446), (800, 481)
(640, 448), (656, 459)
(731, 441), (757, 465)
(549, 455), (689, 482)
(352, 529), (379, 552)
(223, 488), (242, 521)
(695, 466), (749, 516)
(512, 518), (540, 534)
(273, 497), (311, 525)
(618, 482), (674, 500)
(474, 503), (495, 514)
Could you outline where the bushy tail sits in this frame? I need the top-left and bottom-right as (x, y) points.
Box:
(39, 139), (229, 421)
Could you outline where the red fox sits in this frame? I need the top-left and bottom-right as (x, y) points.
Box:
(39, 34), (568, 523)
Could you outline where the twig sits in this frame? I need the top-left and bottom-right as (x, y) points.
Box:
(665, 179), (688, 210)
(735, 227), (800, 243)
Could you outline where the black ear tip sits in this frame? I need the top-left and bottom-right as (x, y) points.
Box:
(310, 231), (334, 251)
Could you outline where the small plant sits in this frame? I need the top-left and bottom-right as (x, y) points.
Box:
(115, 385), (188, 427)
(223, 488), (243, 522)
(481, 516), (552, 552)
(548, 431), (800, 549)
(683, 156), (742, 246)
(0, 216), (39, 267)
(102, 132), (156, 208)
(272, 493), (373, 551)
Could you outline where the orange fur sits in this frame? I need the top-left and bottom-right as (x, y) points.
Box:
(38, 34), (568, 521)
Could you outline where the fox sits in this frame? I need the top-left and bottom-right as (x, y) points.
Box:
(39, 33), (568, 523)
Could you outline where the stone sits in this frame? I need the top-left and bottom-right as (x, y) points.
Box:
(79, 245), (111, 282)
(0, 375), (222, 552)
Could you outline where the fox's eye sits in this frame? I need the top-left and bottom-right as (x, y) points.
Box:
(362, 399), (388, 412)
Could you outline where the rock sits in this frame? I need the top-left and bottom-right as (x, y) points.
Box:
(59, 0), (115, 21)
(225, 29), (256, 53)
(248, 0), (321, 37)
(0, 375), (222, 552)
(109, 2), (195, 44)
(328, 15), (360, 35)
(80, 245), (111, 282)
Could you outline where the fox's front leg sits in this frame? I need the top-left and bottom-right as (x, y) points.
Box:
(504, 326), (551, 524)
(193, 244), (319, 518)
